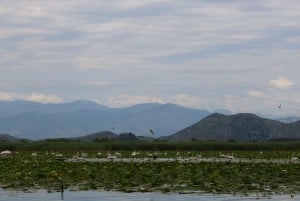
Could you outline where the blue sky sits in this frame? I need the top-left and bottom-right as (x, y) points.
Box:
(1, 0), (300, 116)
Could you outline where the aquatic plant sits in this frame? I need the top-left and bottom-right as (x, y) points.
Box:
(0, 150), (300, 195)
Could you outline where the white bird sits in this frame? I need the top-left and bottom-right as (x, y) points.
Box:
(131, 151), (137, 157)
(115, 152), (121, 157)
(220, 154), (234, 159)
(1, 150), (12, 156)
(291, 157), (298, 161)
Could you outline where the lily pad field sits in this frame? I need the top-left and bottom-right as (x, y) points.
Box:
(1, 141), (300, 195)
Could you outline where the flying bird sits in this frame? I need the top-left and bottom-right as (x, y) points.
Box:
(148, 129), (155, 136)
(278, 104), (282, 109)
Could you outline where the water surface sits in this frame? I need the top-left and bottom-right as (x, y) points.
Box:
(0, 190), (298, 201)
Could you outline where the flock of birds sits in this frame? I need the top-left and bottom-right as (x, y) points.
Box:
(1, 150), (299, 165)
(59, 151), (299, 164)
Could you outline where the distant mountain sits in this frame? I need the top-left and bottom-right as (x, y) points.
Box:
(277, 116), (300, 123)
(118, 103), (210, 136)
(0, 101), (210, 140)
(71, 131), (118, 142)
(164, 113), (300, 141)
(0, 133), (20, 142)
(0, 100), (108, 118)
(70, 131), (155, 142)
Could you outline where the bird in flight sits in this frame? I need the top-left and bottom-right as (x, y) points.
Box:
(278, 104), (282, 109)
(148, 129), (155, 136)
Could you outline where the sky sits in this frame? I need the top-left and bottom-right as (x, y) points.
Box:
(1, 0), (300, 116)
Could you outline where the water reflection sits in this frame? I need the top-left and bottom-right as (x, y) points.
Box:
(0, 189), (298, 201)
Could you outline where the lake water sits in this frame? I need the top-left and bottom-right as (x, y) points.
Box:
(0, 190), (298, 201)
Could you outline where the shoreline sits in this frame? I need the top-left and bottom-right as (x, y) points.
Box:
(0, 188), (298, 196)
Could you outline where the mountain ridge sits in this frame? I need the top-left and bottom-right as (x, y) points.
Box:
(164, 113), (300, 141)
(1, 100), (300, 141)
(0, 100), (210, 140)
(2, 112), (300, 142)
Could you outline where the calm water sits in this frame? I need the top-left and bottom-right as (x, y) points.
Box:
(0, 190), (298, 201)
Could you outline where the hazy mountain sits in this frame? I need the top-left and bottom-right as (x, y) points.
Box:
(164, 113), (300, 141)
(0, 101), (210, 140)
(70, 131), (118, 142)
(0, 100), (108, 118)
(117, 103), (210, 136)
(276, 116), (300, 123)
(0, 133), (20, 142)
(71, 131), (154, 142)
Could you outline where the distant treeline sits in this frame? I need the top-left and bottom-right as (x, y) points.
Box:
(1, 140), (300, 151)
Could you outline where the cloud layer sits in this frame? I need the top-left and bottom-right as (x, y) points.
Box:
(1, 0), (300, 115)
(270, 77), (294, 89)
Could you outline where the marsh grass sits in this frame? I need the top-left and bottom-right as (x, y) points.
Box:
(1, 141), (300, 194)
(1, 148), (300, 194)
(2, 140), (300, 152)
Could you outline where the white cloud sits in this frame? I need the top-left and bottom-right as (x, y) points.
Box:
(172, 94), (203, 108)
(223, 94), (268, 114)
(117, 0), (168, 10)
(107, 94), (165, 107)
(0, 91), (17, 101)
(1, 1), (300, 115)
(222, 95), (243, 113)
(269, 77), (294, 89)
(26, 93), (63, 103)
(104, 93), (204, 109)
(227, 34), (260, 41)
(0, 91), (62, 103)
(83, 81), (113, 87)
(247, 90), (265, 98)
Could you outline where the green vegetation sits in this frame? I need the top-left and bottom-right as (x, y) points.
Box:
(1, 141), (300, 195)
(2, 140), (300, 152)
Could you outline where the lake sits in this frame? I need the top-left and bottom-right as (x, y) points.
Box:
(0, 190), (298, 201)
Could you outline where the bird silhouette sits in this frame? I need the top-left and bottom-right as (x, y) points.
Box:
(148, 129), (155, 135)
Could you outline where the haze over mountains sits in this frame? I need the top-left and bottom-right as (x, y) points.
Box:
(0, 100), (209, 140)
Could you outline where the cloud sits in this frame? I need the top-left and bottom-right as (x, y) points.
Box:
(116, 0), (168, 10)
(1, 1), (300, 115)
(107, 94), (164, 107)
(0, 91), (17, 101)
(0, 91), (62, 103)
(25, 93), (63, 103)
(269, 77), (294, 89)
(83, 81), (113, 87)
(247, 90), (265, 98)
(172, 94), (203, 108)
(104, 93), (204, 109)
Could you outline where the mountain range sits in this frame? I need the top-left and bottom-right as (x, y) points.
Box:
(1, 100), (300, 142)
(0, 100), (209, 140)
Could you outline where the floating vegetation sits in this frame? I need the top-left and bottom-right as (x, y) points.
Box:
(0, 150), (300, 195)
